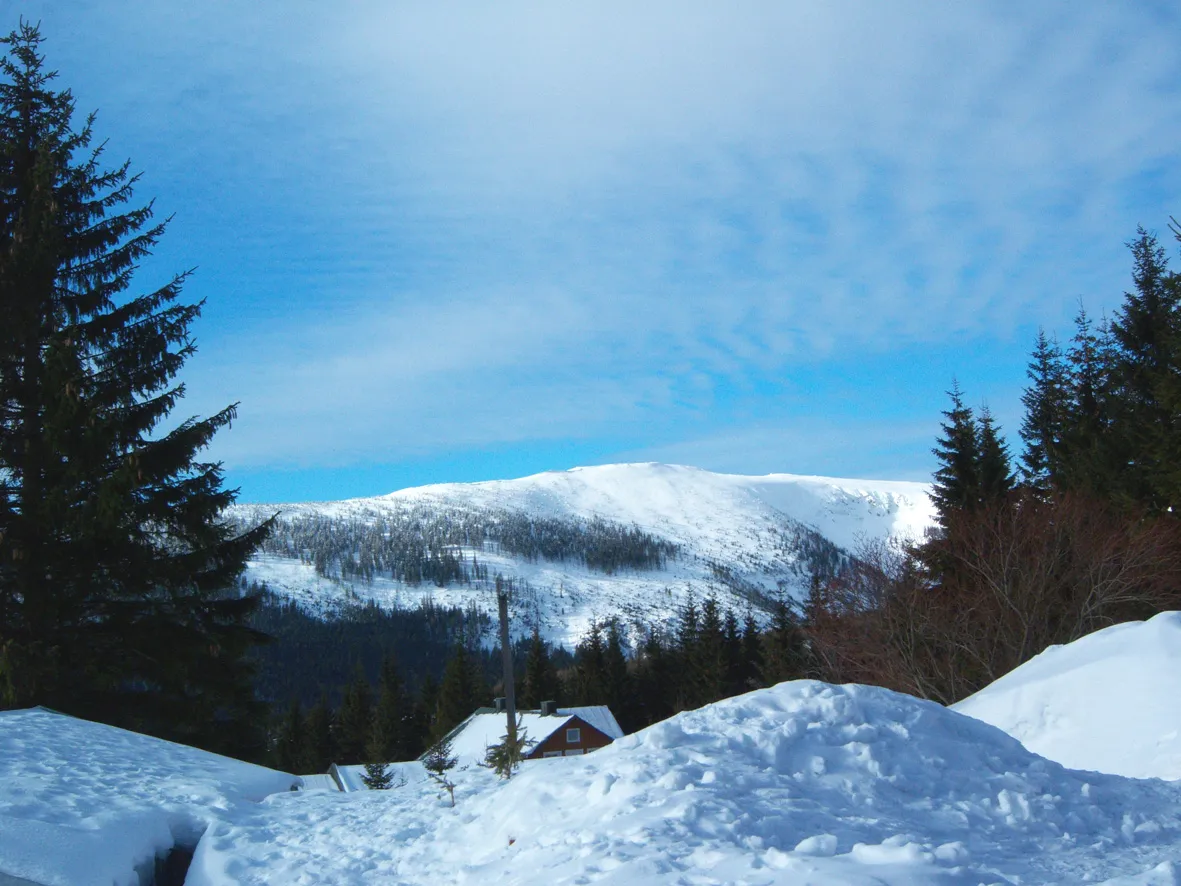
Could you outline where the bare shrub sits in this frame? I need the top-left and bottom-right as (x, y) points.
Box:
(805, 492), (1181, 704)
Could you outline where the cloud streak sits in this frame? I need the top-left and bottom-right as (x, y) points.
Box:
(26, 1), (1181, 487)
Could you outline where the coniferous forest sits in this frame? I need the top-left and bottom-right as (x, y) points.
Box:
(232, 506), (680, 586)
(803, 222), (1181, 706)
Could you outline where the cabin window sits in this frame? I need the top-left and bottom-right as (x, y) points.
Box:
(543, 751), (562, 758)
(564, 748), (584, 756)
(566, 727), (581, 743)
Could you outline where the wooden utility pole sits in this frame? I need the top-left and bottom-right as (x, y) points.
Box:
(496, 576), (518, 746)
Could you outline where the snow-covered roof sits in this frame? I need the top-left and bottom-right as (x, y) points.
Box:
(299, 773), (342, 792)
(0, 707), (296, 886)
(436, 706), (623, 764)
(558, 705), (624, 740)
(334, 761), (427, 792)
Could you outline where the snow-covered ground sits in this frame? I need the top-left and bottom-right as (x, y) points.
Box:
(231, 463), (935, 645)
(189, 680), (1181, 885)
(14, 614), (1181, 885)
(0, 708), (295, 886)
(954, 612), (1181, 780)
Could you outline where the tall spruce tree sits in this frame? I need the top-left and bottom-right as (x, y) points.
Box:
(300, 692), (335, 774)
(0, 24), (270, 751)
(602, 620), (634, 729)
(1107, 227), (1181, 512)
(762, 599), (809, 685)
(433, 642), (485, 740)
(976, 406), (1015, 505)
(337, 665), (373, 764)
(521, 627), (559, 708)
(573, 621), (607, 705)
(1019, 330), (1069, 493)
(272, 700), (305, 773)
(930, 383), (981, 527)
(367, 653), (412, 764)
(1060, 306), (1118, 498)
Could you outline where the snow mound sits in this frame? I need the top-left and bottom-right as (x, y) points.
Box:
(189, 681), (1181, 885)
(0, 708), (296, 886)
(954, 612), (1181, 780)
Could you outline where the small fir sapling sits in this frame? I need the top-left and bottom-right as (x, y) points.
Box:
(482, 716), (534, 779)
(361, 760), (395, 790)
(424, 734), (458, 806)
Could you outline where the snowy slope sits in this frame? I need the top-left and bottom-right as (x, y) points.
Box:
(189, 680), (1181, 885)
(954, 612), (1181, 780)
(0, 708), (295, 886)
(231, 463), (934, 645)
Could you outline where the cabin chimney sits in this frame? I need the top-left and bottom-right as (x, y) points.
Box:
(540, 700), (556, 716)
(494, 697), (506, 713)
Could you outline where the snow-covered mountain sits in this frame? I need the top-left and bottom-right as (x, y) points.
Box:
(229, 463), (934, 646)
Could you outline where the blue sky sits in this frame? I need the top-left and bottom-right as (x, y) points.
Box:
(21, 1), (1181, 502)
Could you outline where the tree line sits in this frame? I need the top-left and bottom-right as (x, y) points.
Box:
(801, 222), (1181, 705)
(262, 592), (819, 772)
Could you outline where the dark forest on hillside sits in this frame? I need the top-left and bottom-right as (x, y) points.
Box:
(231, 507), (680, 588)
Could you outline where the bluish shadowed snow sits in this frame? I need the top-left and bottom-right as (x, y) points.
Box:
(188, 681), (1181, 885)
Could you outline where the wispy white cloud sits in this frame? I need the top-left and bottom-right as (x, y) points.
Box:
(26, 1), (1181, 478)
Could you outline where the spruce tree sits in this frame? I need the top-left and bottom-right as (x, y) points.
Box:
(367, 654), (412, 764)
(272, 700), (305, 773)
(739, 610), (765, 691)
(723, 608), (743, 695)
(423, 733), (458, 806)
(1107, 227), (1181, 512)
(300, 692), (335, 774)
(1060, 306), (1118, 498)
(602, 620), (633, 728)
(361, 760), (395, 790)
(692, 597), (727, 706)
(573, 621), (607, 705)
(433, 642), (485, 740)
(633, 627), (674, 728)
(337, 665), (373, 764)
(0, 24), (270, 751)
(976, 406), (1014, 505)
(1019, 330), (1069, 493)
(930, 383), (981, 527)
(762, 599), (809, 685)
(521, 627), (559, 709)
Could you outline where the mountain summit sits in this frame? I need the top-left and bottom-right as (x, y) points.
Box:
(229, 463), (934, 645)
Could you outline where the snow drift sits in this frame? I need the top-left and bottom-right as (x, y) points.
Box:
(0, 708), (296, 886)
(954, 611), (1181, 780)
(189, 681), (1181, 885)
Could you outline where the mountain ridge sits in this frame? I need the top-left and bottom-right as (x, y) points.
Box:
(229, 463), (935, 646)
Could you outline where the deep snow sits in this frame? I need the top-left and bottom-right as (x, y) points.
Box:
(954, 612), (1181, 780)
(187, 680), (1181, 885)
(0, 708), (295, 886)
(12, 614), (1181, 884)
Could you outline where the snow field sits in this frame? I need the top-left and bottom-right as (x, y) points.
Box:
(188, 681), (1181, 885)
(0, 709), (296, 886)
(954, 612), (1181, 780)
